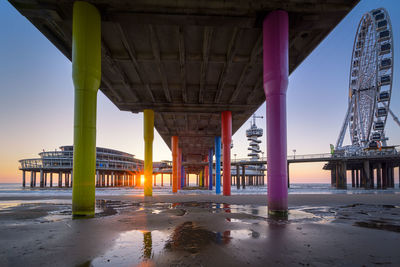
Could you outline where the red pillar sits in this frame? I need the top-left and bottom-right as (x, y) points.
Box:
(263, 10), (289, 214)
(172, 136), (178, 193)
(221, 111), (232, 196)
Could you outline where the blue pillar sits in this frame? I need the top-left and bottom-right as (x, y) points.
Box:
(181, 154), (185, 188)
(209, 148), (213, 190)
(215, 137), (221, 194)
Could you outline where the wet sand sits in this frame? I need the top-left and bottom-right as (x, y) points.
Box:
(0, 194), (399, 266)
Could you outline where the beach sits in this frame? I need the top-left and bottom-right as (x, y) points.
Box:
(0, 189), (400, 266)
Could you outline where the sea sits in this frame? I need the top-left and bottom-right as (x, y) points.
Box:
(0, 183), (399, 197)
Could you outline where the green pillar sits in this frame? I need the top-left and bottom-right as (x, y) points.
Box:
(72, 1), (101, 217)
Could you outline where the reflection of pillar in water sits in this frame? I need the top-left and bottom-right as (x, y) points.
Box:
(143, 231), (152, 259)
(223, 230), (231, 244)
(224, 203), (231, 223)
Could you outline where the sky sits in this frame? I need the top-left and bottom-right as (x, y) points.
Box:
(1, 0), (399, 183)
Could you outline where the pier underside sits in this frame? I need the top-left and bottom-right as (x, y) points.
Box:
(10, 0), (359, 166)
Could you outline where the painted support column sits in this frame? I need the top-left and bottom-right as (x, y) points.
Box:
(215, 137), (221, 194)
(201, 170), (204, 187)
(236, 165), (240, 190)
(221, 111), (232, 196)
(50, 173), (53, 187)
(178, 148), (182, 189)
(209, 148), (213, 190)
(143, 109), (154, 196)
(40, 170), (44, 188)
(71, 1), (101, 217)
(351, 170), (355, 188)
(204, 156), (209, 189)
(22, 171), (26, 187)
(183, 171), (185, 187)
(172, 136), (179, 193)
(181, 153), (185, 188)
(242, 165), (246, 189)
(263, 10), (289, 214)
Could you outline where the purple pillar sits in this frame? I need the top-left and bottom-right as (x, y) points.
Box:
(263, 10), (289, 215)
(208, 148), (213, 190)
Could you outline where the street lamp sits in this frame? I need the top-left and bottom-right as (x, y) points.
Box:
(293, 149), (296, 159)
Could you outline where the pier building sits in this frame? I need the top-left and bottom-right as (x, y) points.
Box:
(19, 146), (176, 189)
(19, 146), (146, 188)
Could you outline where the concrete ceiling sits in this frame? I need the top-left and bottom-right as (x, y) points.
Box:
(10, 0), (359, 168)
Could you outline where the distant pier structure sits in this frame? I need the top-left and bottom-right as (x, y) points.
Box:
(225, 114), (266, 189)
(19, 146), (149, 188)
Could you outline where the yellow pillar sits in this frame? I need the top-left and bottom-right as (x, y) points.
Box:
(199, 170), (203, 187)
(144, 109), (154, 196)
(71, 1), (101, 217)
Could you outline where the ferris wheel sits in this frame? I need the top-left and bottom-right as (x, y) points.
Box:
(336, 7), (397, 150)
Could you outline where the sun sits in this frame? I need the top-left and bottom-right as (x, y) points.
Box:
(140, 175), (145, 186)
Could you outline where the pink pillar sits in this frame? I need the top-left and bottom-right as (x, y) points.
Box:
(178, 148), (182, 190)
(263, 10), (289, 214)
(204, 156), (209, 188)
(221, 111), (232, 196)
